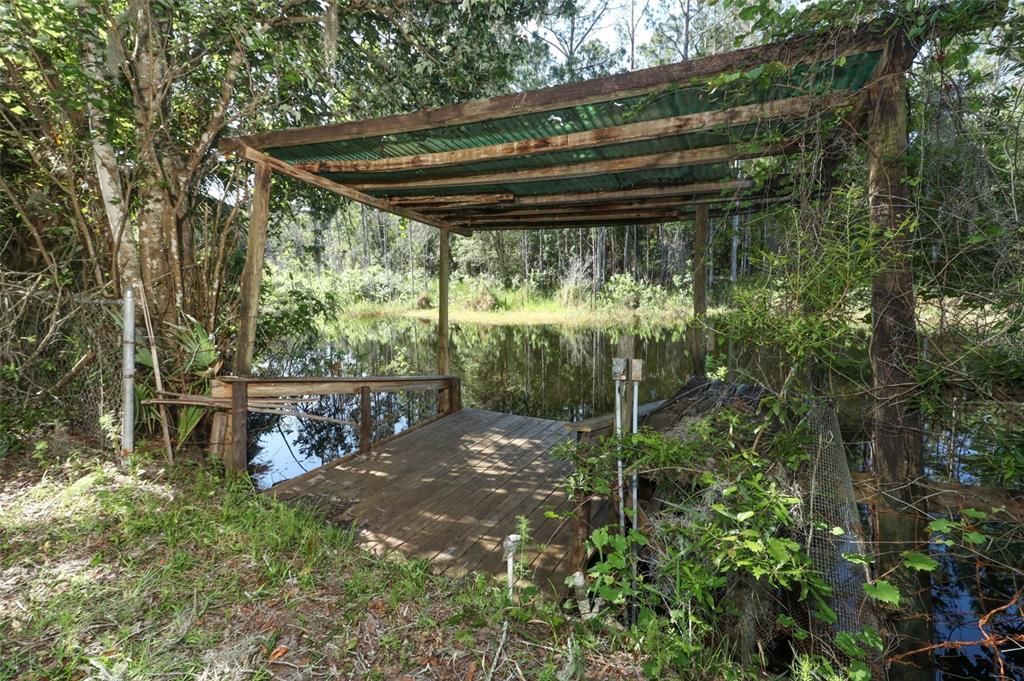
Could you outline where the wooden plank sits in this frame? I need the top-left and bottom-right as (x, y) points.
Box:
(229, 380), (248, 473)
(221, 376), (455, 398)
(461, 202), (780, 231)
(348, 142), (794, 192)
(364, 415), (553, 534)
(366, 416), (557, 554)
(234, 162), (271, 376)
(298, 93), (850, 174)
(434, 425), (570, 570)
(439, 194), (756, 220)
(232, 145), (470, 235)
(457, 473), (573, 580)
(401, 422), (569, 562)
(391, 181), (753, 210)
(221, 29), (884, 151)
(405, 428), (569, 569)
(221, 374), (458, 384)
(457, 209), (686, 226)
(565, 400), (666, 434)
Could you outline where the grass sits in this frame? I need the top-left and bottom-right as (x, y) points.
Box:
(0, 440), (645, 680)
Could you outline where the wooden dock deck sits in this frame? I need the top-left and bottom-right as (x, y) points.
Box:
(266, 408), (575, 591)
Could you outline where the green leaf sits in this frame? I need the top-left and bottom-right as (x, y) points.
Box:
(961, 508), (988, 520)
(843, 552), (873, 566)
(927, 518), (957, 534)
(830, 526), (844, 536)
(863, 580), (901, 606)
(962, 531), (987, 545)
(900, 550), (939, 572)
(736, 510), (755, 522)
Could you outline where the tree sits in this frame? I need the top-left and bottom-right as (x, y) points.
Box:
(1, 0), (545, 334)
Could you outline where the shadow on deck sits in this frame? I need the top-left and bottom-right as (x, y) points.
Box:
(266, 408), (574, 591)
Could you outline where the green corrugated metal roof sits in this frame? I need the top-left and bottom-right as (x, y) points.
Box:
(242, 47), (883, 228)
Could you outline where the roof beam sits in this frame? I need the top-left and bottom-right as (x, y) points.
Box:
(221, 29), (884, 152)
(347, 142), (795, 192)
(390, 180), (758, 211)
(232, 145), (470, 236)
(459, 195), (790, 230)
(296, 93), (850, 175)
(434, 192), (774, 220)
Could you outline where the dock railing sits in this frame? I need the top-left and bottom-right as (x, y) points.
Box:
(206, 375), (461, 472)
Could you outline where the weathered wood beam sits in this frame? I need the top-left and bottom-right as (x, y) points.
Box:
(234, 161), (271, 376)
(348, 142), (795, 192)
(390, 193), (515, 207)
(437, 192), (772, 220)
(438, 229), (450, 375)
(232, 145), (470, 236)
(460, 203), (777, 231)
(456, 209), (685, 226)
(298, 94), (849, 175)
(221, 29), (885, 151)
(394, 180), (756, 211)
(690, 204), (709, 377)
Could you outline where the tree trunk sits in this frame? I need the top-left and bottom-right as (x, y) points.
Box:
(867, 33), (930, 680)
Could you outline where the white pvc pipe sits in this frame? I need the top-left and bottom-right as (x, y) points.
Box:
(121, 288), (135, 454)
(503, 534), (521, 599)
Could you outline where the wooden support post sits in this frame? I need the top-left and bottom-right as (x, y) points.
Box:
(867, 33), (929, 680)
(235, 162), (272, 376)
(359, 386), (372, 454)
(690, 203), (709, 377)
(571, 492), (593, 573)
(438, 228), (450, 375)
(448, 376), (461, 413)
(229, 380), (248, 473)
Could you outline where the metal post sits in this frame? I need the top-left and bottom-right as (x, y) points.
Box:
(612, 358), (628, 536)
(120, 288), (135, 455)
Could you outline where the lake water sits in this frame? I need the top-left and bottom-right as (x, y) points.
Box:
(248, 316), (1022, 679)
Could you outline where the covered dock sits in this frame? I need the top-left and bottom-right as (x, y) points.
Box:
(213, 14), (954, 619)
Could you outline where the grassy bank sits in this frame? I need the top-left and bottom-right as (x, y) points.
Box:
(0, 443), (641, 680)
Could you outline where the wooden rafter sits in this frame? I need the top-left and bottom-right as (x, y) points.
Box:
(234, 145), (470, 236)
(221, 29), (883, 152)
(389, 180), (757, 210)
(432, 191), (775, 220)
(296, 93), (850, 175)
(459, 199), (785, 231)
(346, 142), (796, 192)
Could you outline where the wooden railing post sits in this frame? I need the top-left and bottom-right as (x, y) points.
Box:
(359, 386), (372, 454)
(448, 376), (461, 413)
(229, 380), (248, 473)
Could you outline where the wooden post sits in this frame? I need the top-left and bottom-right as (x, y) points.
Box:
(867, 33), (929, 679)
(359, 386), (372, 454)
(234, 162), (272, 376)
(448, 376), (462, 413)
(438, 228), (450, 375)
(690, 204), (708, 377)
(229, 380), (248, 473)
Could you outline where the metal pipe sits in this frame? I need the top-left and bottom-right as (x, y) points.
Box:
(120, 288), (135, 455)
(503, 533), (522, 599)
(631, 379), (639, 530)
(614, 377), (625, 534)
